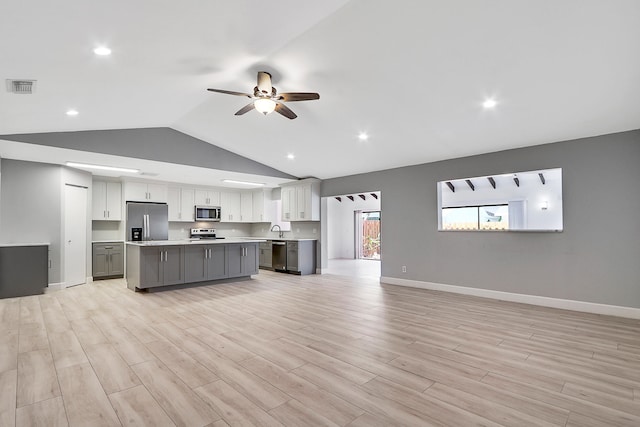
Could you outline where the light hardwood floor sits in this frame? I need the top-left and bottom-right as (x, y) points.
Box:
(1, 270), (640, 426)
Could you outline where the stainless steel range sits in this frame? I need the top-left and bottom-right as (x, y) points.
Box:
(189, 228), (224, 239)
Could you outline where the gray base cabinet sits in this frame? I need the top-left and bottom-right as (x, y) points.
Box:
(127, 245), (185, 289)
(259, 241), (272, 269)
(184, 245), (227, 283)
(0, 245), (48, 299)
(127, 242), (258, 291)
(227, 244), (259, 278)
(92, 242), (124, 279)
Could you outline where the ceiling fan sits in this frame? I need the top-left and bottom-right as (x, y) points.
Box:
(207, 71), (319, 119)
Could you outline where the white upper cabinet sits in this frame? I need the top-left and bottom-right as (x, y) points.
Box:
(194, 189), (220, 206)
(92, 181), (122, 221)
(220, 191), (241, 222)
(124, 181), (167, 203)
(240, 192), (253, 222)
(280, 179), (320, 221)
(168, 187), (195, 222)
(281, 186), (296, 221)
(252, 189), (273, 223)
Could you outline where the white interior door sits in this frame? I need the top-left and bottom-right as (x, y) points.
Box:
(64, 185), (87, 287)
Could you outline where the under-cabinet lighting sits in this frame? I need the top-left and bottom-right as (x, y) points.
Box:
(66, 162), (139, 173)
(66, 109), (79, 116)
(540, 201), (549, 210)
(222, 179), (265, 186)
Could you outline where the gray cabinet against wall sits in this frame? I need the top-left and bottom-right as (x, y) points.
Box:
(259, 241), (272, 269)
(139, 246), (184, 288)
(227, 243), (258, 278)
(184, 244), (227, 283)
(0, 245), (48, 299)
(92, 242), (124, 279)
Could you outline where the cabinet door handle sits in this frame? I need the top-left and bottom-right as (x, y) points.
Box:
(104, 210), (106, 218)
(107, 210), (110, 218)
(208, 248), (212, 258)
(165, 250), (168, 262)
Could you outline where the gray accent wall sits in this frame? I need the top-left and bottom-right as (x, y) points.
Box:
(322, 129), (640, 309)
(0, 160), (62, 283)
(0, 127), (296, 179)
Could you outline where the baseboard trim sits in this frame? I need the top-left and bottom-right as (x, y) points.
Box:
(47, 282), (65, 291)
(380, 276), (640, 319)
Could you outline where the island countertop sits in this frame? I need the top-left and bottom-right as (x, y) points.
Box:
(126, 238), (266, 247)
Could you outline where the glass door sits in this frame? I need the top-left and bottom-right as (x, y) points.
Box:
(355, 211), (380, 259)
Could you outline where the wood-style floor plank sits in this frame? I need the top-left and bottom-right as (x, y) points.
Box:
(108, 384), (176, 427)
(16, 348), (60, 408)
(194, 380), (283, 427)
(57, 362), (120, 426)
(0, 369), (17, 427)
(131, 359), (220, 427)
(2, 271), (640, 426)
(15, 396), (68, 427)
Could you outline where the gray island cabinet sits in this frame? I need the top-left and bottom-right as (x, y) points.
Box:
(126, 239), (261, 291)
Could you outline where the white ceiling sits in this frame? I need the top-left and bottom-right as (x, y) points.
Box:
(1, 0), (639, 183)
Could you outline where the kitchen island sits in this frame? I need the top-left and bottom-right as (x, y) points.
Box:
(126, 239), (264, 291)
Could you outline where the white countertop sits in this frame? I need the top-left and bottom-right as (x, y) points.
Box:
(240, 237), (318, 242)
(92, 240), (125, 243)
(126, 238), (266, 247)
(0, 243), (49, 247)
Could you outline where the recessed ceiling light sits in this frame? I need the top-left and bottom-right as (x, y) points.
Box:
(358, 132), (369, 141)
(66, 109), (79, 116)
(66, 162), (139, 173)
(482, 98), (497, 109)
(287, 153), (295, 160)
(93, 46), (112, 56)
(222, 179), (265, 186)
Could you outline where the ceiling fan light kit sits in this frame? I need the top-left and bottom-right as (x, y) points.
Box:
(207, 71), (319, 119)
(254, 98), (276, 115)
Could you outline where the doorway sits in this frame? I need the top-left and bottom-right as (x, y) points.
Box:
(355, 210), (381, 260)
(64, 184), (87, 287)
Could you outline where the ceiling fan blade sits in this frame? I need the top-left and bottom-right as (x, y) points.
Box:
(234, 103), (256, 116)
(207, 88), (252, 98)
(256, 71), (273, 95)
(275, 103), (297, 120)
(277, 92), (320, 102)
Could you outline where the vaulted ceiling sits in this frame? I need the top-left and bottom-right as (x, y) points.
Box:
(1, 0), (639, 182)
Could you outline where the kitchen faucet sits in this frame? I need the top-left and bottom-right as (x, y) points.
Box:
(270, 224), (284, 238)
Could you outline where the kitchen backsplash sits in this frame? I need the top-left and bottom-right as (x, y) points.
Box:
(169, 222), (252, 240)
(92, 221), (123, 241)
(250, 221), (320, 239)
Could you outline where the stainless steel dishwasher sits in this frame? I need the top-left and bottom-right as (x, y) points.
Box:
(272, 241), (287, 271)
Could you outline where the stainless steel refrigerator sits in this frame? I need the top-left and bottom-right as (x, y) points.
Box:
(126, 202), (169, 241)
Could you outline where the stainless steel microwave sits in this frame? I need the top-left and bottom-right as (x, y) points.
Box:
(195, 206), (221, 222)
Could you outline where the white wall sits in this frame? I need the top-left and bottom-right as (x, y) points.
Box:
(327, 193), (380, 259)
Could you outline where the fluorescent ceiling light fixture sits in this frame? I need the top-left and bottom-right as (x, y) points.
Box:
(287, 153), (295, 160)
(66, 109), (79, 116)
(482, 98), (497, 109)
(93, 46), (112, 56)
(254, 98), (276, 115)
(358, 132), (369, 141)
(66, 162), (139, 173)
(222, 179), (265, 186)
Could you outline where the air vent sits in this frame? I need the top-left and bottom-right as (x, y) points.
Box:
(6, 79), (37, 94)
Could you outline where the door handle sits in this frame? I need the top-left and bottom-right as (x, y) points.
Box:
(165, 250), (168, 262)
(204, 248), (208, 259)
(107, 210), (110, 218)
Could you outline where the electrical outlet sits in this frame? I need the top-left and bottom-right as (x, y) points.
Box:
(402, 265), (407, 273)
(312, 228), (317, 234)
(296, 228), (300, 233)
